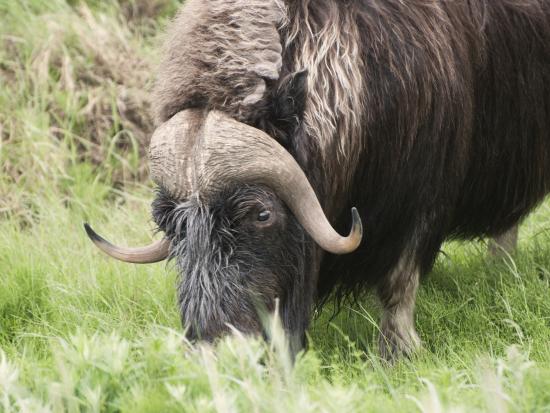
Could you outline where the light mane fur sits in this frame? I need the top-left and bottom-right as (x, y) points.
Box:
(283, 0), (365, 180)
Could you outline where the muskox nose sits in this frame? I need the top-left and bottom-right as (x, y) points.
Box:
(180, 305), (264, 344)
(182, 307), (305, 362)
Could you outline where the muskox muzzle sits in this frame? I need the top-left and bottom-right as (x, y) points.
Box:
(85, 109), (362, 260)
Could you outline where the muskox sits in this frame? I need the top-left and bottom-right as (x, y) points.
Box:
(86, 0), (550, 360)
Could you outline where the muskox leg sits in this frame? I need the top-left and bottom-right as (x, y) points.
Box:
(377, 253), (421, 361)
(488, 225), (519, 257)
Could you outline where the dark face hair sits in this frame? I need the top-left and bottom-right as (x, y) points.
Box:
(152, 185), (313, 350)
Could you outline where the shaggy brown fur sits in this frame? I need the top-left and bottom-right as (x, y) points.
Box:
(153, 0), (285, 124)
(153, 0), (550, 358)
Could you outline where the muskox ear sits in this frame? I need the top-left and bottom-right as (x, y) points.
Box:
(260, 70), (308, 146)
(275, 70), (308, 123)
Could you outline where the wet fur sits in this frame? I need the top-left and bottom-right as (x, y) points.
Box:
(153, 0), (550, 350)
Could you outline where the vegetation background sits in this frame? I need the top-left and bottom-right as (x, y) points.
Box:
(1, 1), (550, 411)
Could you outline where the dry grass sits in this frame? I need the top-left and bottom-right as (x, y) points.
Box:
(0, 0), (176, 225)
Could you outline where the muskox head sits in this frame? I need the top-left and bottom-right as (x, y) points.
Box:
(85, 108), (362, 352)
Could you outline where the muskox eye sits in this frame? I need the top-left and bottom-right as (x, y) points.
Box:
(258, 210), (271, 222)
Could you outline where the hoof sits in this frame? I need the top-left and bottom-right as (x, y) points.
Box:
(488, 225), (518, 257)
(379, 325), (421, 362)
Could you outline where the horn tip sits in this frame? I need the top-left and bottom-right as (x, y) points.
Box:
(351, 207), (363, 236)
(84, 223), (104, 245)
(350, 207), (363, 250)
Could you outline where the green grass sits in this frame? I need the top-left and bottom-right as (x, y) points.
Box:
(2, 1), (550, 412)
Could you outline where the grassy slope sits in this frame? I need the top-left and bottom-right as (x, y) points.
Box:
(1, 1), (550, 412)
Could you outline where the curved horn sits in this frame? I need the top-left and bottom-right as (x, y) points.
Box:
(84, 223), (170, 264)
(149, 110), (362, 254)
